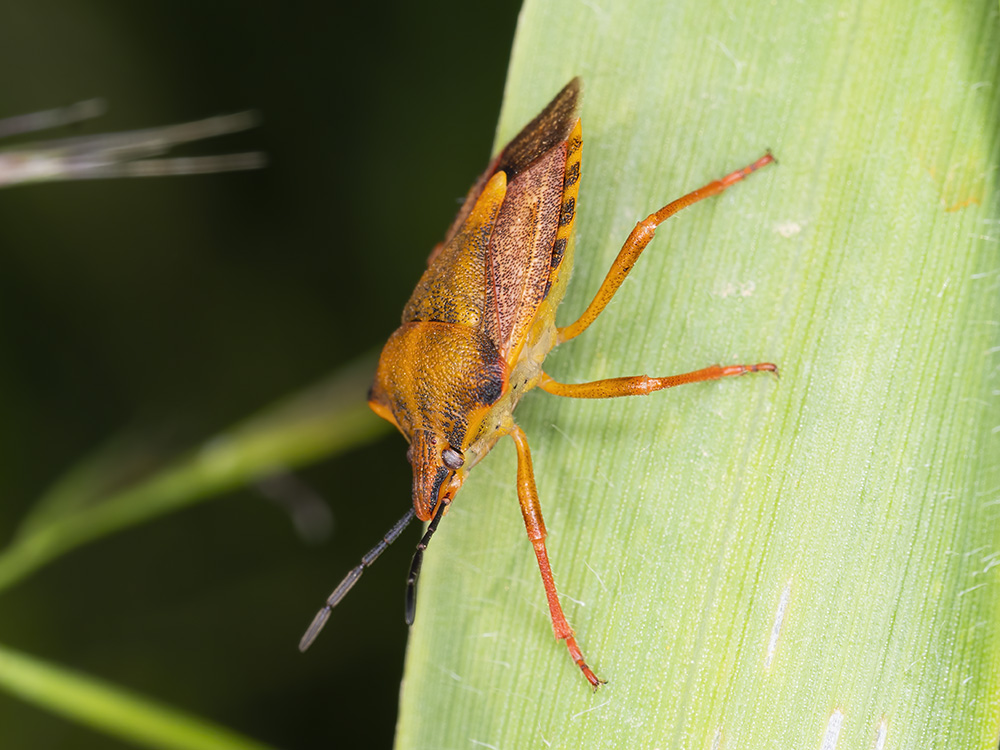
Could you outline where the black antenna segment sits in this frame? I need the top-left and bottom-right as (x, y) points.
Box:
(299, 506), (417, 652)
(404, 501), (447, 625)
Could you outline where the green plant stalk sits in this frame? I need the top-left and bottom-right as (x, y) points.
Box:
(396, 0), (1000, 747)
(0, 352), (388, 594)
(0, 642), (276, 750)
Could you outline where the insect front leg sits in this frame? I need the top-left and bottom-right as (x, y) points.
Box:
(538, 362), (777, 399)
(507, 423), (604, 689)
(557, 152), (774, 344)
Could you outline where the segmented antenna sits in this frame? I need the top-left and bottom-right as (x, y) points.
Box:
(299, 506), (417, 652)
(404, 502), (447, 626)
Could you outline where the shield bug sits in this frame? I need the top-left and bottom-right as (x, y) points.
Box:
(300, 78), (775, 688)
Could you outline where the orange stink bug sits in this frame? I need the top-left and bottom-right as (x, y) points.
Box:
(300, 79), (775, 688)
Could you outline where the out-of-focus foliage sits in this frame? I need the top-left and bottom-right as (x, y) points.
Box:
(0, 2), (520, 748)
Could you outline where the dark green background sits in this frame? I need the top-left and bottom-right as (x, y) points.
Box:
(0, 2), (520, 747)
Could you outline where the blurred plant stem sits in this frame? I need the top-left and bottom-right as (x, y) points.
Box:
(0, 102), (263, 187)
(0, 99), (391, 748)
(0, 352), (388, 594)
(0, 642), (277, 750)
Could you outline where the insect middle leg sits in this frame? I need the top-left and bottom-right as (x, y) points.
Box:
(538, 362), (776, 399)
(507, 422), (604, 689)
(557, 152), (774, 344)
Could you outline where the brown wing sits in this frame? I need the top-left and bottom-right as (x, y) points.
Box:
(406, 79), (581, 359)
(441, 78), (581, 248)
(483, 144), (567, 360)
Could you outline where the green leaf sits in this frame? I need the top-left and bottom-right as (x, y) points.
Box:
(0, 352), (389, 593)
(397, 1), (1000, 748)
(0, 642), (276, 750)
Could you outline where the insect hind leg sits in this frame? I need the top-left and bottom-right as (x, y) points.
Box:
(557, 152), (774, 344)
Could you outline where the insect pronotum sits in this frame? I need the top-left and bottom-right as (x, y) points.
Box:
(300, 78), (775, 689)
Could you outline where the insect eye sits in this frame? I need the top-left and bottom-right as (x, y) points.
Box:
(441, 447), (464, 470)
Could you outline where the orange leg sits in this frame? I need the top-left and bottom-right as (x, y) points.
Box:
(539, 362), (777, 399)
(558, 152), (774, 344)
(508, 423), (604, 689)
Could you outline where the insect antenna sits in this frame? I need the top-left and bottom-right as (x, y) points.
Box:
(404, 501), (447, 625)
(299, 506), (417, 652)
